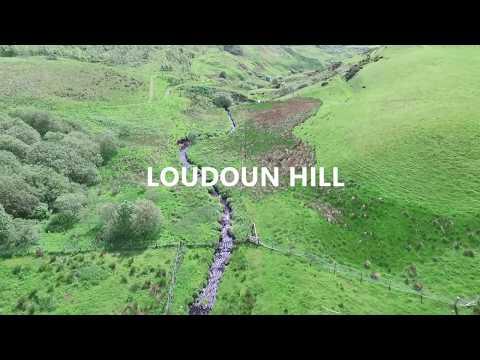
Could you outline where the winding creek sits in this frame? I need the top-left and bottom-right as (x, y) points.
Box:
(226, 109), (237, 131)
(180, 110), (237, 315)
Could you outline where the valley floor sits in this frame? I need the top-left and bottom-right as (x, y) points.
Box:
(0, 45), (479, 315)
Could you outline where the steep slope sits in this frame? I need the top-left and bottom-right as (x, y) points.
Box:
(296, 45), (480, 216)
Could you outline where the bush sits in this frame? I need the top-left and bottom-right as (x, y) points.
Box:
(46, 213), (78, 233)
(223, 45), (243, 56)
(213, 94), (233, 110)
(0, 45), (17, 57)
(11, 219), (39, 248)
(61, 131), (102, 167)
(0, 204), (14, 248)
(0, 150), (22, 173)
(32, 203), (49, 220)
(97, 131), (118, 164)
(99, 200), (161, 248)
(10, 109), (67, 136)
(22, 165), (72, 207)
(132, 200), (161, 238)
(0, 175), (41, 219)
(26, 141), (99, 185)
(0, 135), (31, 159)
(43, 131), (65, 142)
(100, 201), (136, 247)
(47, 192), (87, 232)
(1, 117), (41, 145)
(53, 192), (87, 215)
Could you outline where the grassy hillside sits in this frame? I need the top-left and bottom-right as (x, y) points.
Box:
(296, 45), (480, 216)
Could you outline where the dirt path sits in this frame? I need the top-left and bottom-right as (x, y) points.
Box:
(177, 139), (235, 315)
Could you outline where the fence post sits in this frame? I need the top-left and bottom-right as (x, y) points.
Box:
(454, 296), (460, 315)
(334, 262), (337, 275)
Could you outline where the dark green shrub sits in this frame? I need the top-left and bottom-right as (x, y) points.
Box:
(0, 205), (14, 248)
(53, 192), (87, 215)
(0, 135), (31, 159)
(0, 150), (22, 173)
(0, 175), (41, 218)
(223, 45), (243, 56)
(10, 109), (66, 136)
(99, 200), (160, 248)
(46, 192), (87, 232)
(213, 94), (233, 109)
(22, 165), (72, 207)
(97, 131), (118, 164)
(43, 131), (65, 142)
(0, 45), (17, 57)
(32, 203), (49, 220)
(11, 219), (39, 248)
(26, 141), (99, 185)
(12, 265), (22, 275)
(46, 213), (77, 233)
(1, 117), (41, 145)
(100, 201), (136, 247)
(61, 131), (102, 166)
(15, 296), (27, 311)
(132, 200), (161, 239)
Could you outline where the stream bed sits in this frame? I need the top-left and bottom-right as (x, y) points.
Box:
(178, 139), (235, 315)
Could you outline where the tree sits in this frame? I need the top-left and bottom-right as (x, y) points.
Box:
(101, 201), (136, 247)
(132, 200), (161, 238)
(213, 94), (233, 110)
(99, 200), (161, 249)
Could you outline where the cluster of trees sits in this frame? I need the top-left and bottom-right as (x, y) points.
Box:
(0, 109), (119, 251)
(98, 200), (161, 249)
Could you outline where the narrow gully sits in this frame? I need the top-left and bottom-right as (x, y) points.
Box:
(226, 109), (237, 132)
(178, 139), (235, 315)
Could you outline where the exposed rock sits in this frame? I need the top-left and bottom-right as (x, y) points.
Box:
(414, 282), (423, 291)
(370, 271), (381, 280)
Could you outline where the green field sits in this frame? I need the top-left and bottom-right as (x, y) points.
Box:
(0, 45), (478, 315)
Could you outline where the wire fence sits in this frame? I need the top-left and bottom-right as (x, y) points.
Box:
(164, 242), (186, 314)
(256, 239), (477, 311)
